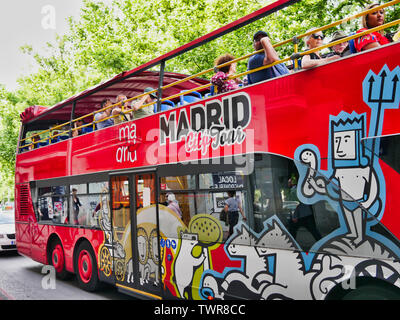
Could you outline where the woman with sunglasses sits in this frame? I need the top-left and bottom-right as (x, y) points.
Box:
(301, 28), (340, 69)
(354, 3), (391, 52)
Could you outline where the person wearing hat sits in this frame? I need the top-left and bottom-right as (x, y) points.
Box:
(247, 30), (289, 85)
(327, 30), (352, 57)
(131, 87), (157, 119)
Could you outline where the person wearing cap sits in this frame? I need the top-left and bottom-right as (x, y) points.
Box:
(132, 87), (156, 119)
(247, 30), (289, 85)
(326, 30), (352, 58)
(302, 28), (340, 69)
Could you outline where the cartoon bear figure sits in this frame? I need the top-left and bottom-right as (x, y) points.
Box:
(173, 231), (206, 299)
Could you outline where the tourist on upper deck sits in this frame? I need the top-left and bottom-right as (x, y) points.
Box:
(114, 94), (131, 123)
(211, 54), (242, 94)
(72, 119), (84, 137)
(325, 30), (352, 58)
(247, 31), (289, 85)
(29, 135), (40, 150)
(394, 26), (400, 42)
(354, 3), (391, 52)
(94, 98), (114, 130)
(301, 28), (340, 69)
(131, 87), (156, 119)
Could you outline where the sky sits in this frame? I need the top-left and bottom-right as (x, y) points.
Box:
(0, 0), (86, 91)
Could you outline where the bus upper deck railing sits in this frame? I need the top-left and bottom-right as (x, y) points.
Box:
(19, 0), (400, 151)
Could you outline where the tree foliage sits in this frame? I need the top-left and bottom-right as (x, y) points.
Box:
(0, 0), (398, 201)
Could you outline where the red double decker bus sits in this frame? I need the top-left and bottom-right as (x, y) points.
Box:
(15, 0), (400, 299)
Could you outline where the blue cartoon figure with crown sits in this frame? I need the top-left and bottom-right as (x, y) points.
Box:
(295, 65), (400, 248)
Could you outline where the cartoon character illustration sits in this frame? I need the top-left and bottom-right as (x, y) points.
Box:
(99, 195), (112, 242)
(297, 113), (374, 245)
(295, 65), (400, 247)
(126, 258), (134, 284)
(137, 227), (150, 285)
(200, 218), (344, 300)
(220, 224), (273, 296)
(173, 231), (206, 299)
(147, 228), (160, 286)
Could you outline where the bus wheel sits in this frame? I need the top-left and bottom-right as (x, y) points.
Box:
(75, 241), (100, 292)
(49, 240), (70, 280)
(342, 284), (400, 300)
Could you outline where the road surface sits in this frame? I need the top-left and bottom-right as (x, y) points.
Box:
(0, 251), (134, 300)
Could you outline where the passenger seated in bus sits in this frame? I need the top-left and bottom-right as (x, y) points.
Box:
(301, 28), (340, 69)
(211, 54), (242, 94)
(131, 87), (156, 119)
(94, 98), (114, 130)
(114, 94), (131, 124)
(325, 30), (352, 58)
(247, 31), (289, 85)
(354, 3), (392, 52)
(72, 119), (84, 137)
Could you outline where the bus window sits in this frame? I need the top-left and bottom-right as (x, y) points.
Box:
(199, 172), (244, 190)
(35, 186), (68, 224)
(195, 191), (247, 243)
(159, 191), (195, 231)
(159, 173), (248, 243)
(69, 184), (101, 227)
(111, 177), (130, 243)
(363, 134), (400, 174)
(160, 175), (196, 191)
(89, 181), (109, 194)
(136, 174), (155, 208)
(250, 154), (340, 252)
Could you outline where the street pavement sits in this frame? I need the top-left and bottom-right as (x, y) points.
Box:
(0, 251), (133, 300)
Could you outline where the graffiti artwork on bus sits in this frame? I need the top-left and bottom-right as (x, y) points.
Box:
(295, 64), (400, 254)
(186, 65), (400, 300)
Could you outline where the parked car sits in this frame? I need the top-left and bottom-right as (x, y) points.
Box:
(0, 213), (16, 251)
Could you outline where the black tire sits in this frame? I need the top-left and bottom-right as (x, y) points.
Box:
(342, 284), (400, 300)
(48, 239), (71, 280)
(74, 241), (101, 292)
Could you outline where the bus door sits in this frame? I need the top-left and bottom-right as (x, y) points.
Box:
(110, 172), (162, 299)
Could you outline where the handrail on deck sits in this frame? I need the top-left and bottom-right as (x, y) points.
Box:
(19, 0), (400, 151)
